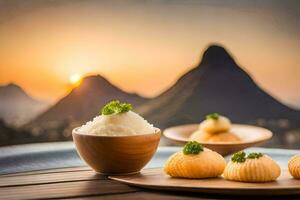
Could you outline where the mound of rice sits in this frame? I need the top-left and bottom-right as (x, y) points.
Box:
(77, 111), (157, 136)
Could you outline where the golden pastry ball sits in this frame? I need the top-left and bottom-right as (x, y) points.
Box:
(164, 148), (226, 178)
(288, 155), (300, 178)
(223, 155), (281, 182)
(199, 115), (231, 133)
(207, 132), (241, 142)
(190, 130), (240, 142)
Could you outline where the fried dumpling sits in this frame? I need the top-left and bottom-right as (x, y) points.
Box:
(223, 151), (281, 182)
(190, 130), (241, 143)
(206, 132), (241, 142)
(164, 141), (226, 178)
(190, 113), (240, 143)
(288, 155), (300, 179)
(199, 113), (231, 133)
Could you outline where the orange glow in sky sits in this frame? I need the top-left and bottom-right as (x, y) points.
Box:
(0, 1), (299, 108)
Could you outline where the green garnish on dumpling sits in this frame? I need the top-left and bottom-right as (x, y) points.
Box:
(231, 151), (246, 163)
(231, 151), (264, 163)
(101, 100), (132, 115)
(183, 141), (204, 155)
(247, 152), (263, 159)
(206, 113), (220, 120)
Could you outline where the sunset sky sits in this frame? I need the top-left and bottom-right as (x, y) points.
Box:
(0, 0), (299, 108)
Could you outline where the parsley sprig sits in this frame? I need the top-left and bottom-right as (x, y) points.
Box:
(206, 113), (220, 120)
(183, 141), (204, 155)
(247, 152), (263, 159)
(231, 151), (264, 163)
(231, 151), (246, 163)
(101, 100), (132, 115)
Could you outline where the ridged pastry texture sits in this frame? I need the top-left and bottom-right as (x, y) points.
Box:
(288, 155), (300, 178)
(190, 130), (240, 143)
(164, 148), (226, 178)
(223, 155), (281, 182)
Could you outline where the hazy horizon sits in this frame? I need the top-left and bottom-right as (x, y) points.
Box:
(0, 0), (299, 109)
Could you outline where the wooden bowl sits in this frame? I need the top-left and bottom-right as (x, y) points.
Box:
(72, 128), (161, 175)
(164, 124), (272, 156)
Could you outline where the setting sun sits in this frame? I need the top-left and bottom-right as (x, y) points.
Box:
(69, 73), (82, 87)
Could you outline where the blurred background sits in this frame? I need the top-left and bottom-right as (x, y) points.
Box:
(0, 0), (299, 148)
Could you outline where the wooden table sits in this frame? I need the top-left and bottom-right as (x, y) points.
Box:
(2, 166), (300, 200)
(1, 144), (300, 200)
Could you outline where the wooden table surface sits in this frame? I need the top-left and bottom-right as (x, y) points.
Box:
(0, 166), (224, 200)
(1, 166), (300, 200)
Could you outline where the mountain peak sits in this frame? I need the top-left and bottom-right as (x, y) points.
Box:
(200, 44), (236, 67)
(1, 82), (22, 91)
(0, 83), (48, 126)
(0, 83), (27, 97)
(80, 74), (113, 87)
(6, 82), (20, 88)
(27, 74), (147, 128)
(82, 74), (109, 82)
(138, 44), (299, 130)
(74, 74), (118, 94)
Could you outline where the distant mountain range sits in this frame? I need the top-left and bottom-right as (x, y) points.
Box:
(2, 44), (300, 147)
(27, 44), (300, 131)
(26, 75), (147, 130)
(137, 45), (300, 128)
(0, 83), (48, 126)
